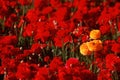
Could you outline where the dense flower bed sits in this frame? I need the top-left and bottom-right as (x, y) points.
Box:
(0, 0), (120, 80)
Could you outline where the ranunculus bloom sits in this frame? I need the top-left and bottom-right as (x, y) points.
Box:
(65, 58), (80, 68)
(42, 6), (53, 15)
(16, 63), (31, 79)
(111, 43), (120, 54)
(87, 40), (103, 51)
(18, 0), (32, 5)
(31, 43), (46, 53)
(105, 54), (119, 71)
(100, 25), (110, 35)
(0, 35), (17, 45)
(80, 43), (92, 55)
(58, 67), (73, 80)
(80, 69), (97, 80)
(81, 35), (89, 42)
(36, 0), (49, 9)
(90, 30), (101, 39)
(34, 67), (50, 80)
(98, 69), (112, 80)
(49, 57), (64, 71)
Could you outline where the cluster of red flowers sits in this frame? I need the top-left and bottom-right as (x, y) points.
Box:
(0, 0), (120, 80)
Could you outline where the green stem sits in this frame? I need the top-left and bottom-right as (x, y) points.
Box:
(1, 17), (5, 32)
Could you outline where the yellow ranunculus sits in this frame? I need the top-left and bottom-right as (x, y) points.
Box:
(80, 43), (92, 55)
(90, 30), (101, 39)
(86, 40), (103, 51)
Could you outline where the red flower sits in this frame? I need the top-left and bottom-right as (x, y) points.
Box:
(80, 69), (97, 80)
(54, 35), (72, 47)
(25, 9), (40, 22)
(16, 63), (31, 79)
(34, 27), (50, 42)
(98, 69), (112, 80)
(81, 35), (89, 42)
(42, 6), (53, 15)
(0, 0), (9, 18)
(54, 29), (72, 47)
(4, 13), (17, 27)
(105, 54), (119, 71)
(58, 67), (73, 80)
(50, 0), (61, 8)
(0, 35), (17, 45)
(0, 66), (4, 74)
(0, 45), (19, 58)
(73, 27), (83, 37)
(49, 57), (64, 71)
(103, 40), (116, 51)
(23, 50), (32, 57)
(18, 0), (32, 5)
(34, 0), (48, 9)
(54, 37), (63, 47)
(9, 0), (17, 8)
(7, 59), (17, 71)
(23, 23), (35, 37)
(31, 43), (46, 53)
(54, 6), (70, 21)
(31, 43), (41, 53)
(5, 72), (17, 80)
(64, 35), (72, 43)
(34, 67), (50, 80)
(65, 58), (80, 68)
(111, 43), (120, 54)
(98, 8), (112, 25)
(94, 58), (104, 70)
(1, 58), (11, 68)
(100, 25), (111, 35)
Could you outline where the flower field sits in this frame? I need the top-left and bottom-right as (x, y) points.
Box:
(0, 0), (120, 80)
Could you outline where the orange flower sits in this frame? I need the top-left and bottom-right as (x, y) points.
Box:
(80, 43), (92, 55)
(90, 30), (101, 39)
(86, 40), (103, 51)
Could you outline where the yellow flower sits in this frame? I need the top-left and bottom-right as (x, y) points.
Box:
(86, 40), (103, 51)
(90, 30), (101, 39)
(80, 43), (92, 55)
